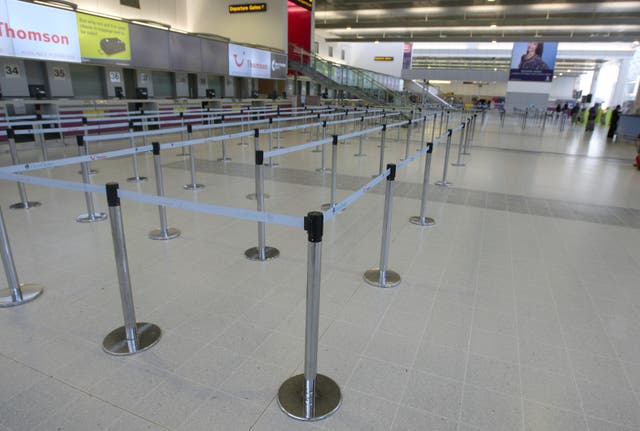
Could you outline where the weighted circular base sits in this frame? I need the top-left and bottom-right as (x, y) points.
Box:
(149, 227), (181, 240)
(354, 153), (367, 157)
(184, 183), (205, 190)
(0, 284), (44, 308)
(217, 157), (232, 162)
(102, 322), (161, 356)
(409, 216), (436, 227)
(277, 374), (342, 422)
(76, 212), (108, 223)
(244, 246), (279, 261)
(435, 180), (452, 187)
(363, 268), (401, 288)
(9, 201), (41, 210)
(78, 169), (98, 175)
(316, 168), (331, 173)
(246, 193), (270, 200)
(451, 162), (466, 167)
(126, 176), (148, 183)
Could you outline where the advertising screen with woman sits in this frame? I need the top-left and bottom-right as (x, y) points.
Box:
(509, 41), (558, 82)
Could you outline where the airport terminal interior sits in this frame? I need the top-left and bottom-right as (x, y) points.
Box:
(1, 1), (640, 431)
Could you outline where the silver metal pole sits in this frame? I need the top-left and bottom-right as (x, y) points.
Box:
(149, 143), (180, 240)
(402, 119), (412, 160)
(451, 123), (466, 167)
(245, 151), (279, 261)
(177, 112), (189, 156)
(419, 116), (426, 150)
(76, 136), (107, 223)
(239, 109), (248, 146)
(126, 120), (147, 182)
(141, 110), (148, 146)
(312, 114), (322, 152)
(218, 115), (231, 162)
(500, 109), (505, 128)
(364, 164), (401, 288)
(184, 125), (204, 190)
(80, 117), (98, 175)
(0, 205), (43, 307)
(34, 114), (48, 161)
(6, 129), (41, 210)
(435, 129), (453, 187)
(560, 112), (566, 132)
(438, 109), (444, 136)
(472, 113), (477, 142)
(267, 118), (279, 167)
(409, 143), (436, 227)
(316, 121), (329, 173)
(103, 183), (161, 355)
(277, 212), (341, 421)
(377, 124), (387, 176)
(445, 110), (450, 131)
(542, 112), (548, 131)
(321, 136), (339, 211)
(431, 113), (437, 142)
(354, 117), (366, 157)
(463, 118), (472, 155)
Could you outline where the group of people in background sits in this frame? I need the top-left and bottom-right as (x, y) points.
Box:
(561, 102), (621, 139)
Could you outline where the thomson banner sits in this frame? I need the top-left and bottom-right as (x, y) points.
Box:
(0, 0), (81, 63)
(509, 41), (558, 82)
(229, 43), (287, 79)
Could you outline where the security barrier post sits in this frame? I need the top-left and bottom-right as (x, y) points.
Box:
(402, 119), (412, 160)
(354, 116), (366, 157)
(34, 114), (47, 161)
(312, 114), (322, 152)
(266, 118), (279, 167)
(431, 113), (437, 142)
(76, 136), (107, 223)
(218, 115), (231, 162)
(316, 120), (329, 173)
(435, 129), (453, 187)
(184, 125), (204, 190)
(126, 120), (148, 182)
(418, 115), (427, 150)
(451, 122), (466, 167)
(320, 135), (339, 211)
(103, 182), (161, 355)
(6, 129), (41, 210)
(148, 143), (181, 240)
(364, 164), (401, 288)
(80, 117), (98, 175)
(277, 211), (341, 421)
(0, 206), (44, 307)
(177, 112), (189, 156)
(244, 150), (280, 261)
(409, 143), (436, 227)
(376, 124), (387, 176)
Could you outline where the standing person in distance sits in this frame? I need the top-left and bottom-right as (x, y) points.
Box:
(607, 105), (621, 139)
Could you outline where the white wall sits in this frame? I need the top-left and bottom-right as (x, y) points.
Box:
(549, 76), (577, 100)
(436, 81), (507, 98)
(347, 43), (404, 77)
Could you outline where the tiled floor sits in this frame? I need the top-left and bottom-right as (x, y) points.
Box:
(1, 110), (639, 431)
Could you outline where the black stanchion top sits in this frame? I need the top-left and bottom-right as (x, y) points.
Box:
(140, 109), (144, 115)
(386, 163), (396, 181)
(317, 113), (321, 119)
(82, 117), (88, 125)
(382, 124), (387, 131)
(332, 135), (338, 145)
(361, 117), (364, 122)
(255, 150), (264, 165)
(6, 128), (14, 139)
(407, 119), (412, 125)
(304, 211), (323, 243)
(129, 120), (134, 129)
(106, 182), (120, 207)
(76, 135), (84, 146)
(254, 128), (259, 138)
(323, 120), (327, 128)
(427, 143), (433, 153)
(461, 122), (465, 128)
(152, 142), (160, 155)
(36, 113), (42, 121)
(447, 129), (453, 136)
(180, 112), (184, 118)
(187, 124), (192, 134)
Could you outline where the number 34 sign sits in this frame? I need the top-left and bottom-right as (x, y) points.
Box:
(4, 64), (21, 78)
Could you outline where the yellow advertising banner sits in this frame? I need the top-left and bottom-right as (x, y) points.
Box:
(76, 13), (131, 60)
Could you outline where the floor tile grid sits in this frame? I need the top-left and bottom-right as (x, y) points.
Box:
(443, 208), (482, 431)
(538, 216), (601, 431)
(386, 219), (454, 431)
(563, 222), (640, 427)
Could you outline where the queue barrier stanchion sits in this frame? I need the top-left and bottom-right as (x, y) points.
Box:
(239, 109), (248, 146)
(431, 113), (437, 143)
(312, 114), (322, 152)
(79, 117), (98, 175)
(275, 114), (284, 149)
(126, 120), (148, 182)
(445, 110), (450, 132)
(409, 143), (436, 227)
(560, 112), (566, 132)
(102, 182), (161, 355)
(217, 115), (231, 162)
(184, 125), (204, 190)
(472, 113), (477, 142)
(451, 122), (466, 167)
(354, 117), (366, 157)
(266, 118), (279, 167)
(463, 118), (472, 155)
(375, 124), (387, 177)
(76, 136), (107, 223)
(316, 120), (330, 173)
(402, 119), (412, 160)
(6, 129), (41, 210)
(500, 110), (506, 128)
(418, 115), (427, 151)
(141, 110), (148, 146)
(244, 150), (279, 261)
(438, 109), (444, 136)
(149, 143), (181, 240)
(247, 129), (269, 200)
(177, 112), (189, 156)
(542, 111), (548, 131)
(435, 129), (453, 187)
(364, 164), (401, 288)
(320, 135), (339, 211)
(277, 211), (341, 421)
(34, 114), (48, 162)
(0, 205), (44, 307)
